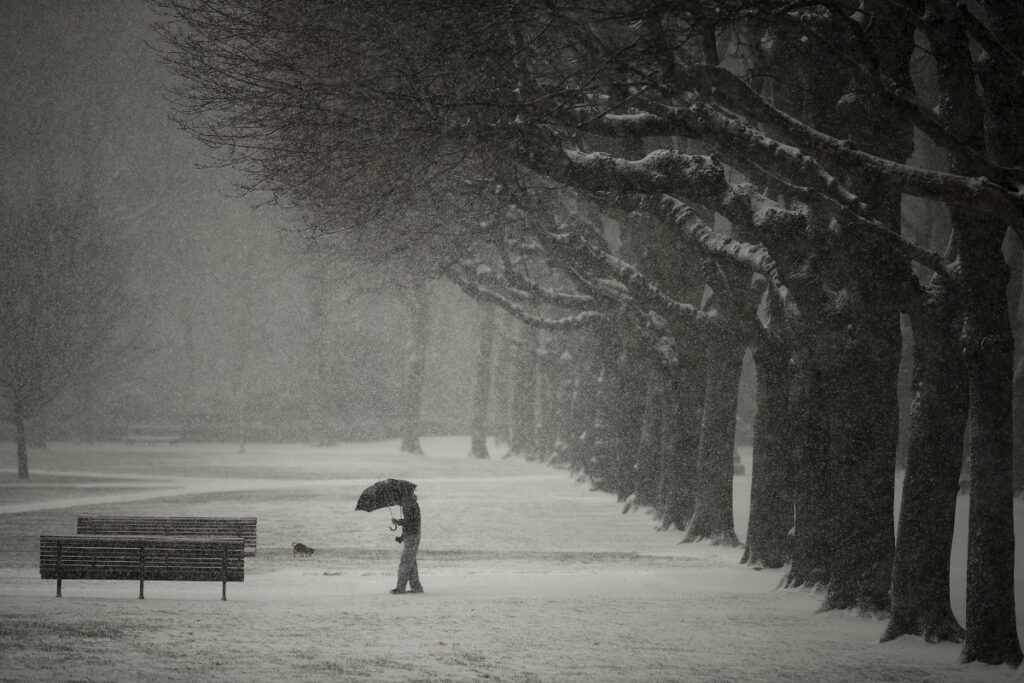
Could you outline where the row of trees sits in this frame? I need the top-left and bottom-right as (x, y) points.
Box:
(158, 0), (1022, 666)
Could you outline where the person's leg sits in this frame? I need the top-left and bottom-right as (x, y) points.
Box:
(395, 533), (420, 592)
(408, 533), (423, 592)
(409, 556), (423, 592)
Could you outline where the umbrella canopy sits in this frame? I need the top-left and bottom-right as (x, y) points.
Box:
(355, 478), (417, 512)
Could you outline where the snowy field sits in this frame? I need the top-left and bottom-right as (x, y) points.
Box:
(0, 437), (1021, 682)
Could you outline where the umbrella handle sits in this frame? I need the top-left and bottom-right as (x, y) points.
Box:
(389, 522), (398, 531)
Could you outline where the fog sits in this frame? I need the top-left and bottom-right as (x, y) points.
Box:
(0, 1), (481, 445)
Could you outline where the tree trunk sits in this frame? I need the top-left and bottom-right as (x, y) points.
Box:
(929, 10), (1024, 662)
(784, 341), (832, 589)
(817, 5), (910, 614)
(233, 239), (257, 454)
(491, 317), (514, 446)
(958, 219), (1023, 666)
(508, 327), (537, 458)
(469, 303), (495, 458)
(179, 293), (199, 438)
(657, 370), (701, 531)
(15, 410), (29, 479)
(307, 276), (333, 447)
(534, 336), (559, 459)
(742, 328), (792, 569)
(683, 333), (744, 546)
(883, 278), (967, 644)
(820, 303), (901, 614)
(1008, 232), (1024, 496)
(633, 365), (665, 508)
(400, 282), (430, 456)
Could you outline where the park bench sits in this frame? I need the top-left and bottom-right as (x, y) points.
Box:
(40, 535), (244, 600)
(121, 434), (182, 445)
(77, 516), (258, 555)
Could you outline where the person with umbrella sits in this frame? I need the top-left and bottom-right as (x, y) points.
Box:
(355, 479), (424, 594)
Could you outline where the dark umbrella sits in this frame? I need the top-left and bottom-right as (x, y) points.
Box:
(355, 478), (417, 513)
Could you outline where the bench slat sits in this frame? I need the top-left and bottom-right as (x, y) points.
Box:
(77, 517), (257, 554)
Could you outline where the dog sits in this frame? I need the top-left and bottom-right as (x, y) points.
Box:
(292, 542), (315, 556)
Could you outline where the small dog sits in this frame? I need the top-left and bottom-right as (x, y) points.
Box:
(292, 542), (315, 556)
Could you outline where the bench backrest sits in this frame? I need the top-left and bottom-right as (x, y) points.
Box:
(77, 516), (257, 554)
(40, 535), (244, 582)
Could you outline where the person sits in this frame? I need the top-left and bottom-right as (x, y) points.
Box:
(390, 490), (423, 594)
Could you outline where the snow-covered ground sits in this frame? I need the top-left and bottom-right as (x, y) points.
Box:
(0, 437), (1020, 682)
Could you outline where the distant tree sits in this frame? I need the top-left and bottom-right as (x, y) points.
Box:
(0, 177), (138, 478)
(399, 278), (431, 455)
(468, 301), (495, 458)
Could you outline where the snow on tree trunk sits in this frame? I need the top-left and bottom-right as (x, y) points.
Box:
(883, 278), (967, 644)
(469, 303), (495, 459)
(741, 328), (792, 569)
(400, 282), (430, 456)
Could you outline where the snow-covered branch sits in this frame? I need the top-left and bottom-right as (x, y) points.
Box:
(673, 63), (1024, 225)
(448, 265), (606, 331)
(543, 230), (703, 327)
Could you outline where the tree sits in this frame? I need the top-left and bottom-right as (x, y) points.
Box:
(469, 302), (496, 458)
(0, 173), (138, 478)
(156, 0), (1024, 665)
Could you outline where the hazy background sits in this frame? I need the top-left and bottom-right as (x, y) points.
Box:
(0, 0), (485, 444)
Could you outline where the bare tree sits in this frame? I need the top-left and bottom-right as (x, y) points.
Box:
(0, 175), (138, 477)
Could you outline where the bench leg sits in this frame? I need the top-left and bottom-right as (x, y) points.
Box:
(139, 578), (145, 600)
(56, 578), (62, 598)
(222, 580), (227, 601)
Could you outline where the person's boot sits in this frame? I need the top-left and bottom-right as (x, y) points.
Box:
(390, 588), (407, 594)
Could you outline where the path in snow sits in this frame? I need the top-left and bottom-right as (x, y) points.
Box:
(0, 469), (562, 515)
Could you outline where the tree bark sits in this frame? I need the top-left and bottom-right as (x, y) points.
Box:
(929, 10), (1024, 663)
(784, 340), (832, 589)
(400, 282), (430, 455)
(817, 4), (910, 614)
(683, 330), (744, 546)
(742, 328), (792, 569)
(958, 217), (1023, 666)
(883, 278), (967, 644)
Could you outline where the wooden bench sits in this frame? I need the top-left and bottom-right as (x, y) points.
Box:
(121, 434), (183, 445)
(40, 535), (244, 600)
(77, 516), (258, 555)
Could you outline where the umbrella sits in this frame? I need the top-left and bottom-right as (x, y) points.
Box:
(355, 478), (417, 513)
